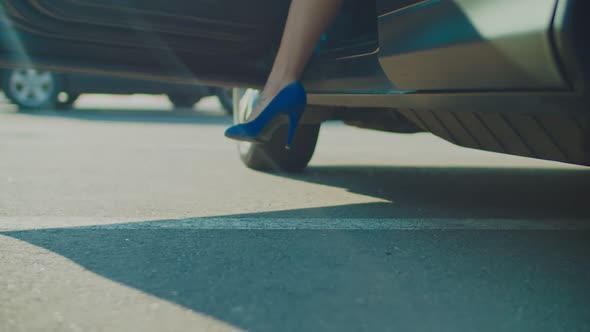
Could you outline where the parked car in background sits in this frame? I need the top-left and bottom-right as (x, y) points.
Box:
(0, 67), (233, 113)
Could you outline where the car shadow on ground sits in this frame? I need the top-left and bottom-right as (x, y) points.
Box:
(6, 108), (233, 125)
(3, 166), (590, 332)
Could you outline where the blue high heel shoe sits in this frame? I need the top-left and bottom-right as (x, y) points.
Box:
(225, 82), (306, 149)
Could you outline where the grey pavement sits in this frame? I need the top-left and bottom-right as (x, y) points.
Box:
(1, 95), (589, 332)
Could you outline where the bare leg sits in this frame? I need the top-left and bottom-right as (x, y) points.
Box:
(248, 0), (343, 120)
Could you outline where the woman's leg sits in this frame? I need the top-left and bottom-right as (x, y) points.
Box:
(249, 0), (343, 120)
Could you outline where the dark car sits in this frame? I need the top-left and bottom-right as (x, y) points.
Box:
(0, 0), (588, 172)
(0, 67), (234, 113)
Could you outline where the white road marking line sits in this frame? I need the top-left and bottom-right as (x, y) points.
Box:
(98, 218), (590, 230)
(1, 217), (586, 232)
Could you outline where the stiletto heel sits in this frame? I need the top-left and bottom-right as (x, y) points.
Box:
(225, 82), (307, 147)
(285, 105), (305, 149)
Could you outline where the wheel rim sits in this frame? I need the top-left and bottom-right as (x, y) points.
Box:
(234, 88), (260, 155)
(8, 69), (55, 107)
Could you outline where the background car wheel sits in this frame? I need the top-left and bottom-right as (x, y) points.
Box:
(233, 88), (320, 173)
(168, 94), (202, 111)
(2, 68), (61, 110)
(215, 87), (234, 115)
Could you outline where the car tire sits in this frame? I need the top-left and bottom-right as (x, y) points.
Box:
(233, 88), (319, 173)
(215, 88), (234, 115)
(168, 94), (202, 110)
(2, 68), (61, 110)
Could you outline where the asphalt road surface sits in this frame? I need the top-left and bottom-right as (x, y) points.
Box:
(1, 95), (589, 332)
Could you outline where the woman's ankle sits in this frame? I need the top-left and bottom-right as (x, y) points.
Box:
(264, 75), (297, 94)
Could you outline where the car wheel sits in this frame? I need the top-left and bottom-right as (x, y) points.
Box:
(168, 94), (202, 110)
(233, 88), (320, 173)
(215, 88), (234, 115)
(2, 68), (61, 110)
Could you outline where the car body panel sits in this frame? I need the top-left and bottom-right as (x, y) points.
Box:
(0, 0), (287, 87)
(308, 0), (588, 111)
(377, 0), (565, 91)
(61, 73), (211, 96)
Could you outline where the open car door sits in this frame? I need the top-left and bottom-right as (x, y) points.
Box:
(0, 0), (292, 87)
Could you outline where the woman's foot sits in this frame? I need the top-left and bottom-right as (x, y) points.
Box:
(225, 81), (307, 148)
